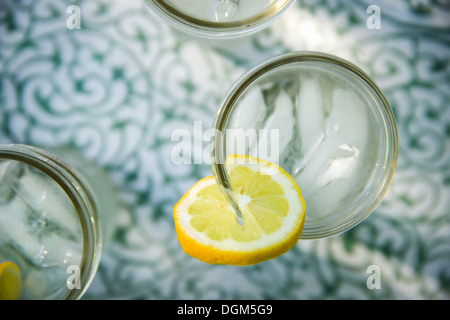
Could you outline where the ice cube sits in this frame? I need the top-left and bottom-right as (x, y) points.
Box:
(305, 172), (357, 222)
(294, 139), (360, 203)
(316, 143), (360, 187)
(296, 76), (325, 154)
(255, 89), (294, 163)
(0, 160), (23, 203)
(214, 0), (238, 21)
(0, 198), (44, 260)
(327, 87), (369, 150)
(38, 232), (82, 268)
(294, 138), (336, 194)
(165, 0), (239, 22)
(226, 85), (266, 156)
(17, 164), (80, 237)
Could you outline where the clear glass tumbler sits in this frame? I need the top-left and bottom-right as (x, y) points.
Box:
(212, 51), (398, 239)
(145, 0), (296, 37)
(0, 144), (117, 299)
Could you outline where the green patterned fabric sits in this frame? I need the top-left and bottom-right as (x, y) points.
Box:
(0, 0), (449, 299)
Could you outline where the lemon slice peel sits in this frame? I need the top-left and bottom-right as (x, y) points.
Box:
(0, 261), (23, 300)
(174, 155), (306, 266)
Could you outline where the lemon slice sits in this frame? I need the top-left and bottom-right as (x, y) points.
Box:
(0, 261), (23, 300)
(174, 155), (306, 265)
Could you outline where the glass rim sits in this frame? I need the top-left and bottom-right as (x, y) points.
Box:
(0, 144), (101, 299)
(146, 0), (296, 37)
(211, 51), (399, 240)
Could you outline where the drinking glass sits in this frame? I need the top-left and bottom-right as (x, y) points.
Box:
(0, 144), (117, 299)
(145, 0), (296, 37)
(211, 51), (398, 239)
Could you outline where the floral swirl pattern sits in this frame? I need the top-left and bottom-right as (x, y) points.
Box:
(0, 0), (449, 299)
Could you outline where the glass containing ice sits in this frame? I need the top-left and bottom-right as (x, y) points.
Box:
(0, 144), (117, 299)
(145, 0), (296, 37)
(212, 51), (398, 239)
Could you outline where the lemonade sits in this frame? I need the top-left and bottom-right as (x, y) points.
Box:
(0, 145), (117, 299)
(145, 0), (296, 37)
(227, 66), (378, 223)
(212, 52), (398, 239)
(163, 0), (280, 22)
(0, 158), (83, 299)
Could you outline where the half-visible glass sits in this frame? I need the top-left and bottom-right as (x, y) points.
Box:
(0, 144), (117, 299)
(145, 0), (296, 37)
